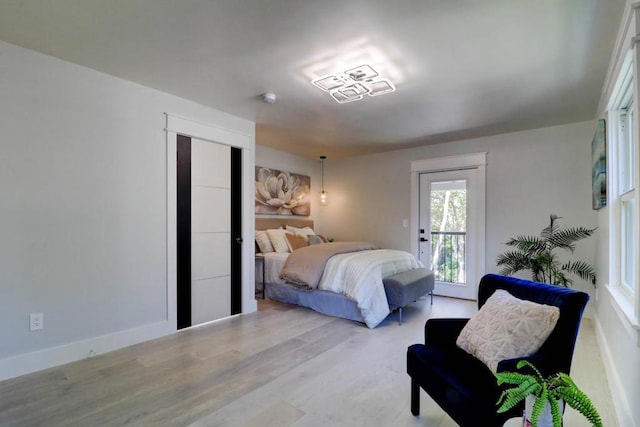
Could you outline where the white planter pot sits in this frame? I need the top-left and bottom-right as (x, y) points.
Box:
(524, 395), (563, 427)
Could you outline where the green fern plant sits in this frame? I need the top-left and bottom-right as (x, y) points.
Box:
(496, 360), (603, 427)
(496, 214), (596, 287)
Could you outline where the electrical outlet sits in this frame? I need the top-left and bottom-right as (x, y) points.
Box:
(30, 312), (43, 331)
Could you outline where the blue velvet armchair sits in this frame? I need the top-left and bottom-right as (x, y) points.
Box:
(406, 274), (589, 426)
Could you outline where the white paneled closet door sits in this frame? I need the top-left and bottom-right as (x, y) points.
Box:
(190, 138), (231, 325)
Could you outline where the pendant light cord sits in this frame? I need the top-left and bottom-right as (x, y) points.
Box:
(320, 155), (326, 192)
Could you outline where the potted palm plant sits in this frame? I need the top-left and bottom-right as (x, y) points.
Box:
(496, 214), (596, 287)
(496, 360), (602, 427)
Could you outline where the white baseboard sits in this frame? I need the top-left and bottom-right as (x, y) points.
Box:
(593, 315), (635, 427)
(0, 320), (175, 382)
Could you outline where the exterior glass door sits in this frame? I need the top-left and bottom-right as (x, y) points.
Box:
(419, 169), (478, 299)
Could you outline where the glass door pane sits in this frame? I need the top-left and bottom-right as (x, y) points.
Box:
(430, 180), (467, 284)
(419, 168), (478, 300)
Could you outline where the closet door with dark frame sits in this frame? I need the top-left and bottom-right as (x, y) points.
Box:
(176, 135), (241, 329)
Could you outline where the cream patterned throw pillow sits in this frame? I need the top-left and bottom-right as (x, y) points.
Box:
(456, 289), (560, 372)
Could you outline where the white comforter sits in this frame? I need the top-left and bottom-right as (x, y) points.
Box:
(318, 249), (424, 328)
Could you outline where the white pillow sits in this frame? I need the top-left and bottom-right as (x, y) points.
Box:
(286, 225), (315, 237)
(255, 230), (274, 253)
(456, 289), (560, 372)
(266, 228), (291, 253)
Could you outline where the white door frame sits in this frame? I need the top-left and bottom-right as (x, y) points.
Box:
(166, 113), (256, 331)
(410, 153), (486, 299)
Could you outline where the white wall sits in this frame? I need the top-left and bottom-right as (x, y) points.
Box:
(0, 40), (255, 380)
(323, 122), (599, 301)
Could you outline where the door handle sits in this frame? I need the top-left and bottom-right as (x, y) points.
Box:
(235, 237), (243, 244)
(420, 237), (429, 242)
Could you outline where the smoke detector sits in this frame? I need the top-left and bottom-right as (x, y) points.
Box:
(261, 93), (277, 104)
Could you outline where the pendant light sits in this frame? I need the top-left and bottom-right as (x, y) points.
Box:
(319, 155), (329, 206)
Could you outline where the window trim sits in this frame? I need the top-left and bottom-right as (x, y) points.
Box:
(606, 50), (640, 339)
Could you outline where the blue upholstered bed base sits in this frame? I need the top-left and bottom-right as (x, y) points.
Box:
(265, 281), (365, 324)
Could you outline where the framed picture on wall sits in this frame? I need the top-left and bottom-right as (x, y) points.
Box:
(255, 166), (311, 216)
(592, 118), (606, 210)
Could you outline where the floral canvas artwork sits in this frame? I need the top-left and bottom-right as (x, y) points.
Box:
(255, 166), (311, 216)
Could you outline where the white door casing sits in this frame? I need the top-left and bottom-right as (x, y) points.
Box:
(410, 153), (486, 300)
(166, 113), (256, 331)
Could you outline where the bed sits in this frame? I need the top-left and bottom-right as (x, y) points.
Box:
(255, 217), (426, 328)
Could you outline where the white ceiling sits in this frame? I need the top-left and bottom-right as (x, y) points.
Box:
(0, 0), (626, 159)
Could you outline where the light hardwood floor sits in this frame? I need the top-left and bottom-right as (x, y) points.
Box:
(0, 296), (616, 426)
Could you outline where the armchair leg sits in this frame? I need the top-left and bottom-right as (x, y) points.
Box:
(411, 377), (420, 416)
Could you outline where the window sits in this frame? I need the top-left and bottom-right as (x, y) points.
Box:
(622, 198), (635, 291)
(618, 86), (636, 293)
(608, 51), (638, 321)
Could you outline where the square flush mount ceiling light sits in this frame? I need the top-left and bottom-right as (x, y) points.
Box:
(312, 64), (395, 104)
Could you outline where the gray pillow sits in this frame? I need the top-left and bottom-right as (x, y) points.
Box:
(308, 235), (324, 245)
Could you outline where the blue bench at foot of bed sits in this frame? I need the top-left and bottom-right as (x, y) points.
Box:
(383, 268), (434, 325)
